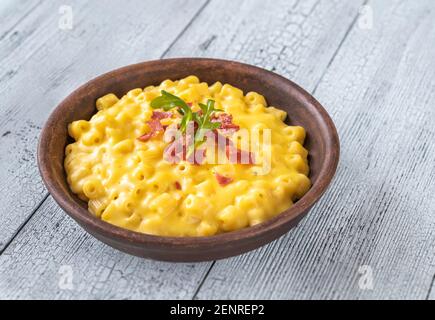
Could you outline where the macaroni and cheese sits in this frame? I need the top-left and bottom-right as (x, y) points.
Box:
(65, 76), (311, 236)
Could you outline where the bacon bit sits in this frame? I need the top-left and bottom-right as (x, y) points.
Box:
(219, 123), (237, 130)
(219, 127), (239, 136)
(221, 123), (240, 131)
(151, 111), (172, 120)
(215, 173), (233, 186)
(148, 119), (164, 133)
(174, 181), (181, 190)
(137, 119), (164, 142)
(212, 113), (240, 132)
(187, 102), (193, 107)
(137, 132), (154, 142)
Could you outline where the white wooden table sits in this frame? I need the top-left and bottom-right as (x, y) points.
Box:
(0, 0), (434, 300)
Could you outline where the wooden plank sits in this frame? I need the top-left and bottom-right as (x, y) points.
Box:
(165, 0), (365, 92)
(0, 197), (211, 299)
(0, 0), (41, 42)
(0, 0), (208, 251)
(0, 0), (366, 299)
(195, 0), (435, 299)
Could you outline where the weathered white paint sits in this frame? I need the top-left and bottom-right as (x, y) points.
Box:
(1, 0), (434, 300)
(0, 197), (211, 299)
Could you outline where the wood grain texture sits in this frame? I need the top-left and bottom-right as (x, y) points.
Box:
(166, 0), (366, 92)
(0, 0), (364, 299)
(195, 0), (435, 300)
(0, 0), (41, 42)
(0, 197), (210, 299)
(0, 0), (208, 251)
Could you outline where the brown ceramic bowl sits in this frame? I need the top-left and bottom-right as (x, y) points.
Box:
(38, 58), (339, 262)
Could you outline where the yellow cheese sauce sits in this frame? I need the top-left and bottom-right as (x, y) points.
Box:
(65, 76), (311, 236)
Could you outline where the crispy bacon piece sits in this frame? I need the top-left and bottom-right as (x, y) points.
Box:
(215, 173), (233, 186)
(137, 132), (154, 142)
(149, 119), (164, 132)
(212, 113), (240, 132)
(137, 118), (164, 142)
(221, 123), (240, 131)
(174, 181), (181, 190)
(151, 111), (172, 120)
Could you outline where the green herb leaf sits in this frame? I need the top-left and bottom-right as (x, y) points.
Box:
(198, 103), (208, 115)
(203, 122), (221, 130)
(151, 90), (188, 111)
(151, 91), (224, 159)
(187, 99), (222, 158)
(192, 112), (202, 125)
(180, 110), (192, 133)
(151, 90), (192, 133)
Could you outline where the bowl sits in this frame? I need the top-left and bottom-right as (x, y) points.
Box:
(38, 58), (340, 262)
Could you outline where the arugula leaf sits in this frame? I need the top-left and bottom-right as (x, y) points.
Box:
(203, 122), (221, 130)
(198, 103), (208, 115)
(150, 91), (224, 159)
(150, 90), (187, 110)
(186, 99), (223, 158)
(180, 110), (192, 134)
(151, 90), (192, 132)
(192, 112), (202, 125)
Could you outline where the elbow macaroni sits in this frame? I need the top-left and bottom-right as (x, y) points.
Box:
(65, 76), (311, 237)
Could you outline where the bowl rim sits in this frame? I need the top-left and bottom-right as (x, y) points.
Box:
(38, 57), (340, 248)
